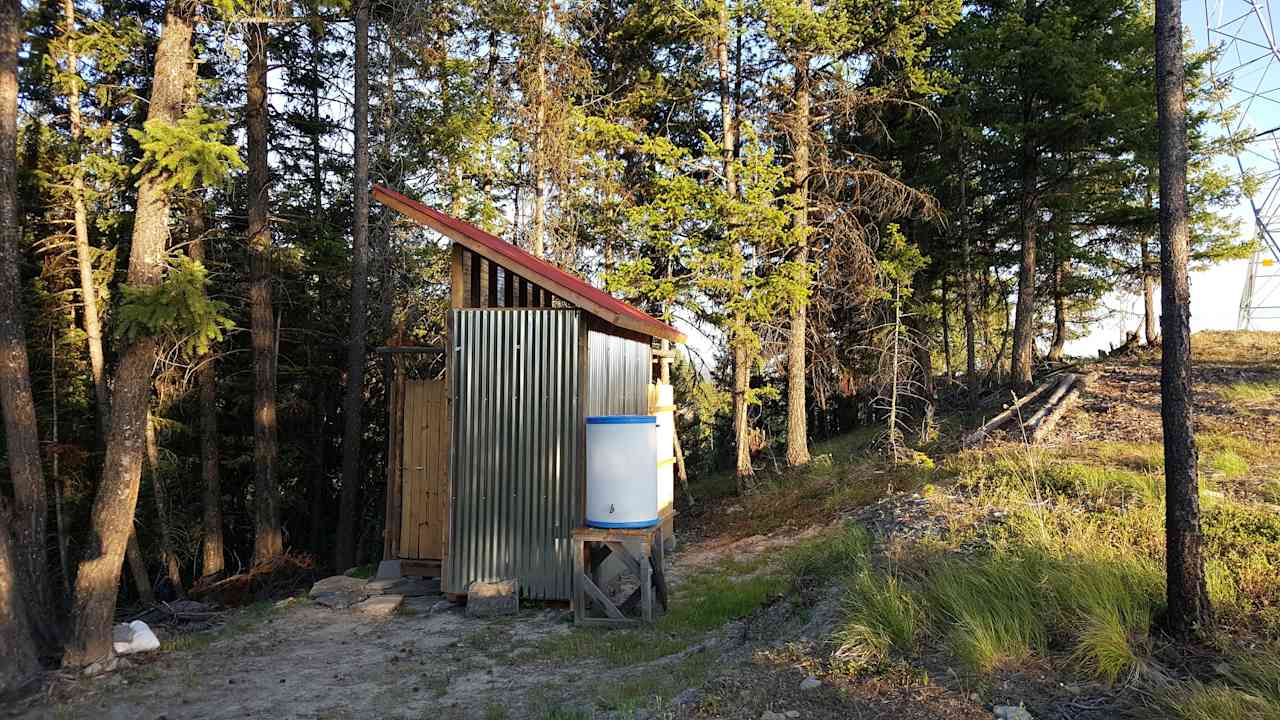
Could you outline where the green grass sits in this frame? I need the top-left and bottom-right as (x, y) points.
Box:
(593, 652), (714, 712)
(781, 522), (871, 585)
(1220, 379), (1280, 405)
(1162, 684), (1278, 720)
(835, 569), (921, 665)
(1208, 449), (1251, 479)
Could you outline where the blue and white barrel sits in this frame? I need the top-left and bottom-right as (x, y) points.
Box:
(585, 415), (659, 528)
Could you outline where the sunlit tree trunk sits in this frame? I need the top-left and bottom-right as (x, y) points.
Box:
(529, 1), (548, 258)
(1156, 0), (1210, 640)
(1, 0), (56, 661)
(1142, 234), (1158, 345)
(336, 0), (371, 571)
(65, 1), (194, 667)
(1047, 246), (1066, 363)
(785, 0), (813, 468)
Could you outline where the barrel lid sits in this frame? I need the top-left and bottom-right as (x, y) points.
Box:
(586, 415), (656, 424)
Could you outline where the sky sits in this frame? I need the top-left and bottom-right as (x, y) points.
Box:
(1066, 2), (1280, 356)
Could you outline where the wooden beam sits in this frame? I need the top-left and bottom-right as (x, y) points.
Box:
(503, 268), (514, 307)
(519, 278), (529, 308)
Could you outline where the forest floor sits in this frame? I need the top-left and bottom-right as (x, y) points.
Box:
(13, 330), (1280, 720)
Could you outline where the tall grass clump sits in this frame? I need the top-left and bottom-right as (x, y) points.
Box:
(1162, 684), (1278, 720)
(1220, 379), (1280, 405)
(925, 553), (1052, 672)
(834, 569), (921, 664)
(782, 522), (871, 586)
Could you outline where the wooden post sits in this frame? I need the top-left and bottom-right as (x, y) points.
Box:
(519, 278), (529, 307)
(503, 269), (514, 307)
(450, 244), (465, 309)
(487, 260), (499, 307)
(469, 251), (481, 308)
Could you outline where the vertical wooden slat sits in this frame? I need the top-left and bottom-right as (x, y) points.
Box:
(487, 260), (499, 307)
(532, 286), (542, 307)
(469, 250), (481, 307)
(450, 244), (465, 309)
(519, 278), (529, 307)
(503, 269), (515, 307)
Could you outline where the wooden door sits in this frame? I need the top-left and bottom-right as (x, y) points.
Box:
(400, 378), (449, 560)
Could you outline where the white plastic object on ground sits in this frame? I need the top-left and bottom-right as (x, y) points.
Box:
(112, 620), (161, 655)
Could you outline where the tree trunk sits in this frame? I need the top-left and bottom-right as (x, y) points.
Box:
(186, 202), (223, 578)
(246, 22), (282, 565)
(0, 0), (56, 657)
(335, 0), (371, 572)
(941, 275), (953, 378)
(61, 0), (109, 439)
(785, 3), (813, 468)
(144, 414), (182, 596)
(529, 2), (548, 258)
(125, 532), (153, 605)
(1010, 0), (1039, 389)
(1156, 0), (1210, 640)
(960, 142), (978, 406)
(717, 0), (751, 488)
(65, 2), (194, 667)
(1142, 234), (1158, 345)
(0, 503), (39, 696)
(1048, 246), (1066, 363)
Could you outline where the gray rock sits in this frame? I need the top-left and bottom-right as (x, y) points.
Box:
(761, 712), (788, 720)
(798, 675), (822, 691)
(312, 590), (367, 609)
(466, 579), (518, 618)
(354, 594), (404, 616)
(364, 577), (401, 593)
(993, 705), (1035, 720)
(785, 713), (800, 719)
(672, 688), (699, 707)
(309, 575), (368, 598)
(374, 559), (403, 580)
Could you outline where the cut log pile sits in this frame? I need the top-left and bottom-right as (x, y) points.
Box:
(961, 371), (1097, 448)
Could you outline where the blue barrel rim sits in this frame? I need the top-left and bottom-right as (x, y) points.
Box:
(585, 517), (661, 529)
(586, 415), (656, 424)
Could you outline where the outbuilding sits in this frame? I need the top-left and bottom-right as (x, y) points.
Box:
(372, 185), (686, 601)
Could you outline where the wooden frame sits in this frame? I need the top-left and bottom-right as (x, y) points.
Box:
(571, 524), (667, 627)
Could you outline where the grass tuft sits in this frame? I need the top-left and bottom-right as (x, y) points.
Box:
(1220, 379), (1280, 405)
(834, 569), (921, 664)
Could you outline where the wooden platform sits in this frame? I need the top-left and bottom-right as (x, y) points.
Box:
(571, 522), (668, 627)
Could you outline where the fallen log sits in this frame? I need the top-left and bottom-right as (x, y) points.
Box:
(1022, 373), (1078, 434)
(1029, 372), (1097, 444)
(960, 377), (1057, 448)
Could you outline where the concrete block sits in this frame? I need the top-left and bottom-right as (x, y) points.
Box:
(374, 559), (402, 580)
(465, 579), (518, 618)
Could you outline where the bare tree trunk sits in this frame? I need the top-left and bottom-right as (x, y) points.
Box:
(64, 2), (193, 667)
(960, 143), (977, 406)
(785, 2), (813, 468)
(125, 532), (153, 604)
(941, 275), (953, 378)
(246, 22), (282, 565)
(60, 0), (110, 439)
(1048, 247), (1066, 363)
(1142, 234), (1158, 345)
(0, 0), (56, 657)
(1010, 0), (1039, 389)
(0, 502), (39, 695)
(144, 414), (182, 596)
(717, 0), (751, 488)
(1156, 0), (1210, 640)
(529, 2), (548, 258)
(335, 0), (371, 572)
(185, 202), (223, 578)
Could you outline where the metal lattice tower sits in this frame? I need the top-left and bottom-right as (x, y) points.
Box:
(1206, 0), (1280, 328)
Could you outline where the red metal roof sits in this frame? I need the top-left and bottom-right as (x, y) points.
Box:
(373, 185), (685, 344)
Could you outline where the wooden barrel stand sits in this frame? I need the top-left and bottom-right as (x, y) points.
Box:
(571, 523), (668, 626)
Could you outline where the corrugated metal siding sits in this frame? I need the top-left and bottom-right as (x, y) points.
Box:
(586, 330), (651, 415)
(447, 309), (582, 600)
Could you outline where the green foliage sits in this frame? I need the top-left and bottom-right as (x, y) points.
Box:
(115, 256), (234, 357)
(781, 522), (872, 584)
(129, 106), (243, 190)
